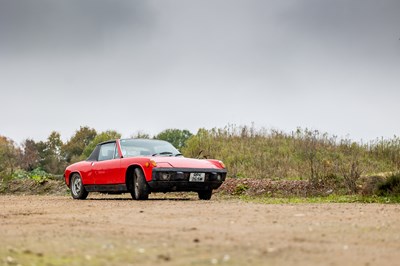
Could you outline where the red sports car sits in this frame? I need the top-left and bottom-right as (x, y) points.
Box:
(64, 139), (227, 200)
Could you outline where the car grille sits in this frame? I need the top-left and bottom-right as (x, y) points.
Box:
(153, 170), (226, 182)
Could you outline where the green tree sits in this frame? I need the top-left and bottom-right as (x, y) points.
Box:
(62, 126), (97, 163)
(155, 129), (193, 150)
(37, 131), (65, 174)
(130, 130), (151, 139)
(0, 136), (20, 180)
(47, 131), (63, 159)
(82, 130), (122, 158)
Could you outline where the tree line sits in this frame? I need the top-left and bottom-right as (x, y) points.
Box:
(1, 125), (399, 194)
(0, 127), (192, 178)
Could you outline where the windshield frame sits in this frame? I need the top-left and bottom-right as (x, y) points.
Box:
(119, 139), (181, 158)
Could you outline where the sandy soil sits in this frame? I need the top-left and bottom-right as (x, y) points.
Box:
(1, 194), (399, 266)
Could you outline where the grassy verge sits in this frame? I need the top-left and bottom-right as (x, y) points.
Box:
(236, 194), (400, 204)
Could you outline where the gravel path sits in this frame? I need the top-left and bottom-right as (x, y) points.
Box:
(1, 194), (399, 265)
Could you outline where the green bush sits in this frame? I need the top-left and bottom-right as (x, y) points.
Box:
(376, 173), (400, 196)
(11, 169), (29, 179)
(233, 183), (249, 195)
(12, 168), (53, 184)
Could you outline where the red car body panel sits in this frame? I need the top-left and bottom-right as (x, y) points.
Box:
(92, 159), (123, 184)
(119, 157), (153, 182)
(64, 139), (227, 195)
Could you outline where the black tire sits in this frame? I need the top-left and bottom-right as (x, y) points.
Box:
(131, 168), (149, 200)
(70, 173), (88, 200)
(198, 190), (212, 200)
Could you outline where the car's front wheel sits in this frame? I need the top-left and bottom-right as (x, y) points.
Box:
(198, 189), (212, 200)
(70, 173), (88, 200)
(131, 168), (149, 200)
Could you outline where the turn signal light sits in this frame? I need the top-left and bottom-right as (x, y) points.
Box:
(218, 160), (226, 168)
(145, 160), (157, 168)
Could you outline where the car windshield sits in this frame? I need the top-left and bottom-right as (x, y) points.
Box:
(119, 139), (181, 157)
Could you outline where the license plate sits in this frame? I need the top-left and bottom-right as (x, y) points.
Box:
(189, 173), (205, 182)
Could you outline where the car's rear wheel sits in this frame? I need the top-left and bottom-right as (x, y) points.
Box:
(131, 168), (149, 200)
(198, 189), (212, 200)
(70, 173), (88, 200)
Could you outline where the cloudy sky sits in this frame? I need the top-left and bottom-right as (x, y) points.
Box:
(0, 0), (399, 143)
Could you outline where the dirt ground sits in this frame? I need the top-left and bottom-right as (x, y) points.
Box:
(1, 194), (399, 266)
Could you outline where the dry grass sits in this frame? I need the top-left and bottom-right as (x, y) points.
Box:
(182, 125), (400, 192)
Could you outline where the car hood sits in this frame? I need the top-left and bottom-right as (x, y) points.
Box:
(152, 157), (220, 169)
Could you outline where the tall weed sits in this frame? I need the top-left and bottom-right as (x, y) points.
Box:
(182, 125), (400, 192)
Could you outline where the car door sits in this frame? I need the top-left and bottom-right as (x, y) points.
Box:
(92, 142), (122, 185)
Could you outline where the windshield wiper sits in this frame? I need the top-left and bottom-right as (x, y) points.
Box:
(152, 151), (173, 156)
(175, 153), (183, 157)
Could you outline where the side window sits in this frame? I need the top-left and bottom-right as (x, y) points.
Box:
(98, 142), (116, 161)
(87, 145), (100, 161)
(114, 146), (120, 159)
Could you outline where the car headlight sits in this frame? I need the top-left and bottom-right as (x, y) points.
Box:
(218, 161), (226, 168)
(159, 172), (171, 181)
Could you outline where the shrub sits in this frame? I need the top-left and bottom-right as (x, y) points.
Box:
(12, 168), (53, 184)
(360, 175), (386, 195)
(233, 183), (249, 195)
(376, 173), (400, 196)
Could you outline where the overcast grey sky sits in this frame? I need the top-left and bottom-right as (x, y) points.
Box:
(0, 0), (399, 143)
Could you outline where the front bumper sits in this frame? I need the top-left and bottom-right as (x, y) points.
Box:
(148, 168), (227, 192)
